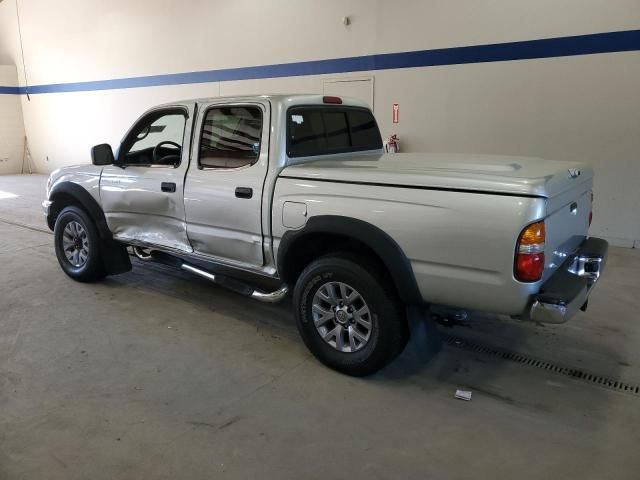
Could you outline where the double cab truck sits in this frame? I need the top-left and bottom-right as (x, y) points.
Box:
(43, 94), (608, 376)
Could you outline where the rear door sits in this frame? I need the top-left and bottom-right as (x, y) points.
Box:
(183, 100), (269, 267)
(100, 104), (195, 252)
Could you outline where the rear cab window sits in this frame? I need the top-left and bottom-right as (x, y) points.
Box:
(287, 106), (382, 158)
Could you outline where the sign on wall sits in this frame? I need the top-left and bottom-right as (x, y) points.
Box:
(392, 103), (399, 124)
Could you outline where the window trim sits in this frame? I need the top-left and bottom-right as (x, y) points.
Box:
(286, 105), (382, 159)
(118, 106), (189, 168)
(197, 104), (264, 171)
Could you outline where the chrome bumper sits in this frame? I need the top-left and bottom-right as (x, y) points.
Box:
(530, 237), (608, 324)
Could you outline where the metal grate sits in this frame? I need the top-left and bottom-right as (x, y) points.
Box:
(442, 334), (640, 396)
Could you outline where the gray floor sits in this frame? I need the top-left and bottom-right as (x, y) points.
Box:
(1, 174), (639, 480)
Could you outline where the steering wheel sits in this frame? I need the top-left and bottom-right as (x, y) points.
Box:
(153, 141), (182, 165)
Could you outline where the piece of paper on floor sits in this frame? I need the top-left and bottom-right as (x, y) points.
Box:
(455, 389), (472, 401)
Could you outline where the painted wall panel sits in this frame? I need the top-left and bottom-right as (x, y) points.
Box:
(0, 66), (25, 174)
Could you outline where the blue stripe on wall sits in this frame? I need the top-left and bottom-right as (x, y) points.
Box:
(0, 86), (21, 94)
(1, 29), (639, 95)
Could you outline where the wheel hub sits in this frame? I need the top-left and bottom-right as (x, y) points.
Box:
(334, 306), (350, 324)
(62, 220), (89, 268)
(311, 281), (372, 353)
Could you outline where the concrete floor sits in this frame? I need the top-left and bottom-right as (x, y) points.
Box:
(1, 174), (639, 479)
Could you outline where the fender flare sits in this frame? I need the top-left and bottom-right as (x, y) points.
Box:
(48, 181), (111, 239)
(48, 181), (131, 275)
(277, 215), (422, 304)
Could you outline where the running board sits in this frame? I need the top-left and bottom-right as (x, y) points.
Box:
(149, 251), (289, 303)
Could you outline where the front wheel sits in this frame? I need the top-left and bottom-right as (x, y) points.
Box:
(293, 254), (408, 376)
(54, 206), (106, 282)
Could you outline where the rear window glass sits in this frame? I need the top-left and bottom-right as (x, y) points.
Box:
(323, 111), (350, 150)
(287, 107), (382, 158)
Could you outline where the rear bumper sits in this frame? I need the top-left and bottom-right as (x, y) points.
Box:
(529, 237), (608, 324)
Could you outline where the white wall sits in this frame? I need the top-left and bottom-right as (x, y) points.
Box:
(0, 65), (25, 174)
(0, 0), (638, 246)
(0, 0), (20, 65)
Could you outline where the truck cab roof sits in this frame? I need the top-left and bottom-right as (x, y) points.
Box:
(157, 94), (370, 110)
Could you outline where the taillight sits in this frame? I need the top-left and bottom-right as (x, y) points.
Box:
(515, 221), (545, 282)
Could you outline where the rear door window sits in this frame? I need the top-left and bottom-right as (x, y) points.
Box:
(287, 107), (382, 158)
(199, 106), (263, 169)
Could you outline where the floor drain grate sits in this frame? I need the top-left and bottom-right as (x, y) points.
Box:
(442, 334), (640, 396)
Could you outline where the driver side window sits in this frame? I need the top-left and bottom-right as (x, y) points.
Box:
(120, 109), (187, 167)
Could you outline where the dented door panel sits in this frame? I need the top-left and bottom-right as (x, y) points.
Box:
(100, 103), (195, 252)
(100, 166), (192, 251)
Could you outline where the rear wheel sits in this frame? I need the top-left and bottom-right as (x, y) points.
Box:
(293, 254), (408, 376)
(54, 206), (106, 282)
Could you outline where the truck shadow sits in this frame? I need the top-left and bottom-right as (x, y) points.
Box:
(381, 308), (627, 387)
(113, 258), (628, 393)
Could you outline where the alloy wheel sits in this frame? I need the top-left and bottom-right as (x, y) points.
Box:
(312, 281), (372, 353)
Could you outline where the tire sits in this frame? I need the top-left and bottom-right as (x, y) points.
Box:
(54, 205), (106, 282)
(293, 254), (408, 376)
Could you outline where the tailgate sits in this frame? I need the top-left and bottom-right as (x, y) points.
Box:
(543, 178), (593, 281)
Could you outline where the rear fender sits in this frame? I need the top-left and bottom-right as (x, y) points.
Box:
(277, 215), (422, 304)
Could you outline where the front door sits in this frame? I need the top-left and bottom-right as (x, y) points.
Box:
(100, 104), (195, 252)
(183, 101), (269, 267)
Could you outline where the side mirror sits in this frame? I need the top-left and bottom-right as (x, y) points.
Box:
(91, 143), (115, 166)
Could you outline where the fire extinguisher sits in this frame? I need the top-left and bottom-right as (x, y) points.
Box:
(384, 134), (400, 153)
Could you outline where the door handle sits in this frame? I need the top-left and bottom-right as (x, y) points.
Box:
(161, 182), (176, 193)
(235, 187), (253, 199)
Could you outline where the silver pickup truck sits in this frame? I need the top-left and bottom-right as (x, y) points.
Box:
(43, 94), (608, 375)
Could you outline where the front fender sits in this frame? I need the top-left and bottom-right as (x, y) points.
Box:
(48, 181), (111, 239)
(47, 179), (131, 276)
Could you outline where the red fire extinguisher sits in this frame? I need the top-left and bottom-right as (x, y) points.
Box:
(384, 134), (400, 153)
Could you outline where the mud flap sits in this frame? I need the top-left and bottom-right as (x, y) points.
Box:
(580, 299), (589, 312)
(101, 240), (132, 275)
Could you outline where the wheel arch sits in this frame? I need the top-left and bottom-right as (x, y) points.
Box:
(49, 182), (131, 275)
(277, 215), (422, 305)
(48, 182), (111, 240)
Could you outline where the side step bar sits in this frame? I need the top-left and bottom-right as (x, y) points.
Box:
(181, 263), (289, 303)
(147, 250), (289, 303)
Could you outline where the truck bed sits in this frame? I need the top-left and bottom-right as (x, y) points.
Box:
(276, 152), (593, 315)
(281, 152), (592, 199)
